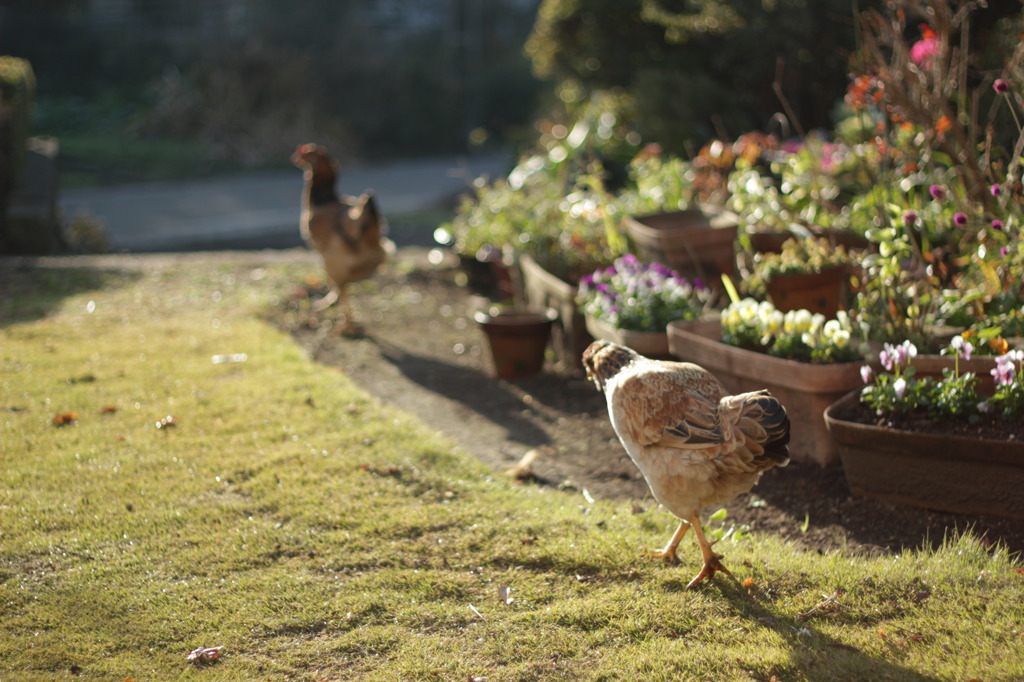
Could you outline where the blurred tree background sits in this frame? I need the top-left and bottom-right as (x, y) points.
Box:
(4, 0), (1017, 188)
(0, 0), (543, 184)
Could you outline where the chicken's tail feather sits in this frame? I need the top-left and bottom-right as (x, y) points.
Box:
(732, 390), (790, 467)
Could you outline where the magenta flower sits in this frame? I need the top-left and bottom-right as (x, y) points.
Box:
(953, 212), (968, 227)
(994, 78), (1010, 94)
(902, 210), (918, 227)
(929, 185), (946, 201)
(993, 220), (1005, 231)
(991, 183), (1002, 197)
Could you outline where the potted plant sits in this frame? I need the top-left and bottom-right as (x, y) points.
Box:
(577, 254), (712, 358)
(619, 147), (739, 286)
(743, 236), (860, 318)
(825, 338), (1024, 519)
(667, 297), (871, 465)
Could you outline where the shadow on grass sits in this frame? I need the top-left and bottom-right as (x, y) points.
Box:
(0, 260), (141, 328)
(368, 336), (555, 450)
(704, 577), (942, 682)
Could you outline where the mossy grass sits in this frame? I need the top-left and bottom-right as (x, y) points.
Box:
(1, 254), (1021, 680)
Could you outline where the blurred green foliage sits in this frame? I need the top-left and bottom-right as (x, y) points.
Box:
(0, 1), (542, 165)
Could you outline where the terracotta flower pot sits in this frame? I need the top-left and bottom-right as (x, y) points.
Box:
(824, 391), (1024, 520)
(765, 265), (849, 318)
(667, 318), (871, 465)
(584, 313), (671, 359)
(475, 307), (557, 379)
(623, 210), (737, 286)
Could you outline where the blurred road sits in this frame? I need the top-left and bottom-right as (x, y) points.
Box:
(60, 153), (510, 252)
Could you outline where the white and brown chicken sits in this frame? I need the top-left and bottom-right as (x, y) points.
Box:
(582, 340), (790, 588)
(291, 143), (395, 333)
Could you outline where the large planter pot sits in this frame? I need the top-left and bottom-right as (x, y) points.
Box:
(765, 265), (848, 318)
(474, 307), (557, 379)
(667, 318), (871, 465)
(584, 314), (671, 359)
(519, 253), (593, 372)
(623, 210), (738, 286)
(824, 391), (1024, 519)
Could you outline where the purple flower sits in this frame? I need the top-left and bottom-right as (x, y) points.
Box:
(879, 343), (895, 371)
(951, 335), (973, 360)
(860, 365), (874, 384)
(953, 212), (968, 227)
(994, 78), (1010, 94)
(1002, 245), (1011, 257)
(992, 220), (1005, 231)
(929, 185), (946, 201)
(902, 210), (918, 227)
(991, 183), (1002, 197)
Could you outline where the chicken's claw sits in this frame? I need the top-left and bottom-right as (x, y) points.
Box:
(643, 547), (681, 565)
(686, 553), (731, 589)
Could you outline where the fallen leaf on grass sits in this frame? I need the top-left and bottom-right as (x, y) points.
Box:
(827, 642), (860, 652)
(505, 447), (551, 482)
(360, 464), (402, 477)
(52, 412), (78, 427)
(186, 646), (223, 664)
(155, 415), (177, 429)
(743, 577), (755, 588)
(100, 405), (117, 414)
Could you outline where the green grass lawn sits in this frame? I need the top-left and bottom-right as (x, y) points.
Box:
(1, 254), (1022, 681)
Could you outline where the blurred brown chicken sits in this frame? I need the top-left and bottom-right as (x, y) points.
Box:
(582, 340), (790, 588)
(291, 143), (394, 333)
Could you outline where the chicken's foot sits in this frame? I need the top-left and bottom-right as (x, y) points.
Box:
(686, 514), (731, 589)
(644, 519), (690, 565)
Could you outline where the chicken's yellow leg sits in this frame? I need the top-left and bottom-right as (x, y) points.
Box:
(686, 514), (731, 589)
(645, 519), (690, 565)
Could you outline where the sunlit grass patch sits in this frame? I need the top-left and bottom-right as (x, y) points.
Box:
(1, 254), (1021, 681)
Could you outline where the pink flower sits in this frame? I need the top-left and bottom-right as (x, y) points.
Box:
(992, 220), (1004, 231)
(911, 38), (939, 67)
(991, 183), (1002, 197)
(929, 185), (946, 201)
(953, 212), (968, 227)
(992, 354), (1016, 386)
(860, 365), (874, 384)
(903, 210), (918, 227)
(994, 78), (1010, 94)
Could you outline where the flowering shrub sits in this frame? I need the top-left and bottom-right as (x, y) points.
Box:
(860, 337), (1024, 420)
(577, 255), (710, 332)
(719, 298), (864, 363)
